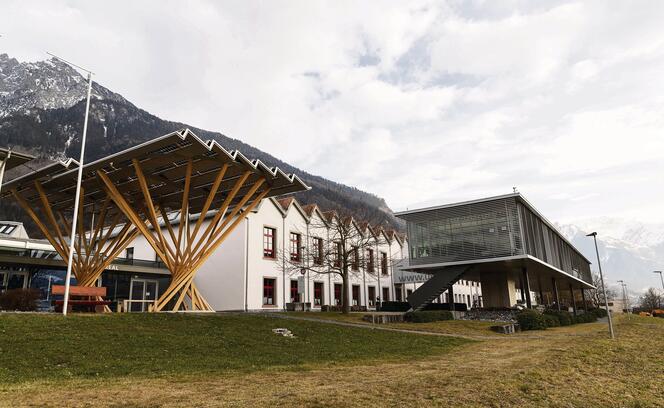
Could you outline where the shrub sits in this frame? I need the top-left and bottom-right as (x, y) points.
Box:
(543, 314), (560, 328)
(575, 313), (597, 323)
(516, 310), (547, 331)
(589, 308), (608, 318)
(545, 309), (573, 326)
(0, 289), (40, 311)
(378, 302), (411, 312)
(404, 310), (454, 323)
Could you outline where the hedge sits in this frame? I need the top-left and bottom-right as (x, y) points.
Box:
(544, 310), (573, 326)
(378, 302), (411, 312)
(588, 308), (608, 318)
(0, 288), (40, 311)
(403, 310), (454, 323)
(517, 310), (548, 330)
(543, 314), (560, 328)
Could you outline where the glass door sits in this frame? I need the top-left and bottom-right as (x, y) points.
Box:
(129, 278), (159, 312)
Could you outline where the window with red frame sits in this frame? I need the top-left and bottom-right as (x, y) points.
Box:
(289, 232), (301, 262)
(382, 287), (390, 302)
(263, 278), (276, 305)
(334, 283), (342, 305)
(334, 242), (342, 267)
(313, 237), (323, 265)
(380, 252), (388, 275)
(263, 227), (276, 258)
(368, 286), (376, 307)
(290, 279), (300, 302)
(366, 248), (375, 272)
(352, 285), (360, 306)
(313, 282), (324, 306)
(351, 246), (359, 271)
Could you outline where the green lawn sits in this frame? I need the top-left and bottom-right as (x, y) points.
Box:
(284, 311), (498, 336)
(0, 313), (468, 384)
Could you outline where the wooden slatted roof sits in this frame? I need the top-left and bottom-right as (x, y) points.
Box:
(2, 129), (309, 223)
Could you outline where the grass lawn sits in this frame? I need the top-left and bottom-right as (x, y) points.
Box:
(0, 313), (466, 384)
(1, 313), (662, 407)
(284, 311), (498, 337)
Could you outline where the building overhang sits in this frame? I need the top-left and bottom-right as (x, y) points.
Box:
(402, 254), (595, 290)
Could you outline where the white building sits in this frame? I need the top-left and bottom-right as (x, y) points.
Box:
(123, 196), (482, 312)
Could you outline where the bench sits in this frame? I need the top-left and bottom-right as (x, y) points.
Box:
(51, 285), (110, 313)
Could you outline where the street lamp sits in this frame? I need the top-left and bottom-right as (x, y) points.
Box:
(587, 232), (615, 339)
(654, 271), (664, 291)
(617, 280), (629, 317)
(47, 52), (94, 316)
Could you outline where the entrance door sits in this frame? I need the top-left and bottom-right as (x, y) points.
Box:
(129, 278), (159, 312)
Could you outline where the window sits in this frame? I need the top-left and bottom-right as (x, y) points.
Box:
(395, 284), (403, 301)
(263, 278), (276, 305)
(382, 287), (390, 302)
(334, 242), (342, 267)
(467, 294), (471, 306)
(125, 247), (134, 260)
(334, 283), (342, 305)
(290, 279), (300, 303)
(263, 227), (276, 258)
(289, 232), (301, 262)
(314, 282), (324, 306)
(380, 252), (388, 275)
(351, 246), (359, 271)
(368, 286), (376, 307)
(406, 289), (413, 299)
(366, 249), (375, 273)
(352, 285), (360, 306)
(313, 237), (323, 265)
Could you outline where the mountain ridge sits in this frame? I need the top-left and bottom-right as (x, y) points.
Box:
(0, 53), (400, 231)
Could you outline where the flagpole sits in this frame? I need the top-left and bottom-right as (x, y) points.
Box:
(51, 54), (94, 316)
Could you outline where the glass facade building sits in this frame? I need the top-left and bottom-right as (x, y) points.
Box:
(400, 194), (591, 284)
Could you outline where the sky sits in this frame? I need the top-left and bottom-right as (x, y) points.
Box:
(2, 0), (664, 226)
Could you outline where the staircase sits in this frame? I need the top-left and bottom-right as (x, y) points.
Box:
(406, 265), (470, 311)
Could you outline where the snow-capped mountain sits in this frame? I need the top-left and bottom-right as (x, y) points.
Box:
(557, 219), (664, 297)
(0, 53), (128, 119)
(0, 52), (399, 230)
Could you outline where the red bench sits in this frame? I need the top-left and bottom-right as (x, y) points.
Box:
(52, 285), (111, 313)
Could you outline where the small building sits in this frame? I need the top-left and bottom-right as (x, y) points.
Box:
(395, 193), (593, 312)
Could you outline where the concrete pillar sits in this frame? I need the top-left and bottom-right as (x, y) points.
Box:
(581, 288), (587, 312)
(569, 284), (577, 316)
(552, 278), (561, 311)
(448, 284), (455, 311)
(537, 276), (544, 307)
(522, 268), (532, 309)
(480, 270), (517, 308)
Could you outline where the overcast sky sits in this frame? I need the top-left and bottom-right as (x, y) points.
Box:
(2, 0), (664, 225)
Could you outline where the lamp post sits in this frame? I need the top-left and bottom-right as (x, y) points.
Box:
(587, 232), (615, 339)
(654, 271), (664, 291)
(47, 52), (94, 316)
(617, 280), (629, 317)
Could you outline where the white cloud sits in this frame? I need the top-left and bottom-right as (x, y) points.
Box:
(2, 0), (664, 224)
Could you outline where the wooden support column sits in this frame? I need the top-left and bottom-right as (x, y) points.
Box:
(552, 277), (561, 311)
(98, 164), (270, 313)
(570, 284), (577, 316)
(10, 186), (137, 291)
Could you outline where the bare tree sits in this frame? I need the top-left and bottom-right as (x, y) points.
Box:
(639, 287), (662, 311)
(588, 272), (617, 308)
(278, 209), (390, 314)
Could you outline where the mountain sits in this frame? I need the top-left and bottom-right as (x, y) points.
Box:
(557, 219), (664, 299)
(0, 53), (400, 232)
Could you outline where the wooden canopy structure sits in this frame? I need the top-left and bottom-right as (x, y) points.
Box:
(2, 129), (309, 311)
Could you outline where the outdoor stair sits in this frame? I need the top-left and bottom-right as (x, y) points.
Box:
(406, 265), (471, 311)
